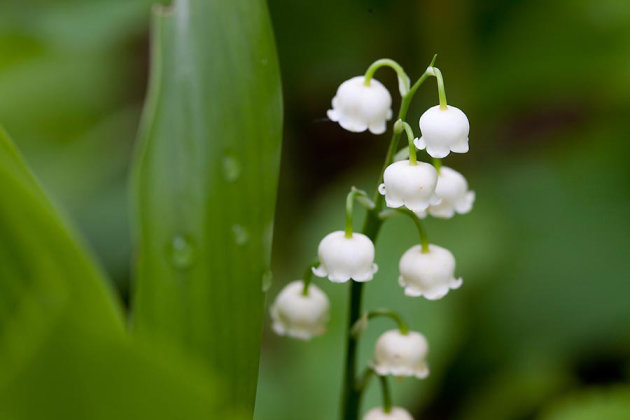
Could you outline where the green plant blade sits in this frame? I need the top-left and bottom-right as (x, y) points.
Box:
(131, 0), (282, 413)
(1, 326), (244, 420)
(0, 127), (124, 387)
(0, 128), (242, 419)
(540, 387), (630, 420)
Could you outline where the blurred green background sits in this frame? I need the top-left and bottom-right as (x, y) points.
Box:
(1, 0), (630, 419)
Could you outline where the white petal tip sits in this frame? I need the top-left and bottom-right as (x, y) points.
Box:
(413, 137), (426, 150)
(369, 126), (386, 135)
(451, 138), (470, 153)
(415, 367), (430, 379)
(329, 274), (351, 283)
(426, 148), (450, 159)
(312, 266), (327, 278)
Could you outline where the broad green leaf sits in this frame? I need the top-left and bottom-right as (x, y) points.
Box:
(131, 0), (282, 414)
(1, 324), (245, 420)
(0, 1), (155, 288)
(0, 127), (124, 388)
(0, 128), (242, 419)
(539, 387), (630, 420)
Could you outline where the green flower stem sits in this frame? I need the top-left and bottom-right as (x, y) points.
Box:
(366, 309), (409, 335)
(353, 367), (392, 414)
(394, 120), (418, 165)
(433, 157), (442, 173)
(363, 59), (410, 93)
(430, 66), (448, 110)
(356, 367), (375, 393)
(399, 208), (430, 253)
(350, 308), (409, 337)
(345, 187), (370, 238)
(415, 216), (430, 253)
(340, 58), (436, 420)
(378, 374), (393, 414)
(301, 262), (318, 296)
(377, 208), (430, 253)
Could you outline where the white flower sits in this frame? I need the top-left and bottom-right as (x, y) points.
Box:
(415, 105), (469, 158)
(378, 160), (440, 213)
(270, 281), (330, 340)
(372, 329), (429, 378)
(398, 244), (462, 300)
(417, 166), (475, 219)
(327, 76), (393, 134)
(313, 231), (378, 283)
(364, 407), (414, 420)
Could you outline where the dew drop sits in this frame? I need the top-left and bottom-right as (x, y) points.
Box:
(232, 224), (250, 245)
(222, 154), (241, 182)
(261, 269), (273, 292)
(166, 234), (196, 270)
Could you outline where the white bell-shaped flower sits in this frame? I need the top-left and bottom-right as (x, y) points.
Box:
(364, 407), (414, 420)
(270, 281), (330, 340)
(313, 231), (378, 283)
(379, 160), (440, 213)
(415, 105), (469, 158)
(398, 244), (462, 300)
(327, 76), (393, 134)
(372, 329), (429, 378)
(418, 166), (475, 219)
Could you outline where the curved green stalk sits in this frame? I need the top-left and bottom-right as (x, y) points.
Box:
(433, 157), (442, 173)
(403, 209), (430, 253)
(395, 120), (418, 165)
(430, 66), (448, 109)
(363, 59), (410, 94)
(301, 262), (317, 296)
(366, 309), (409, 335)
(378, 374), (393, 413)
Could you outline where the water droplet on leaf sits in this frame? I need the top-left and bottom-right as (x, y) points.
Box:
(261, 269), (273, 292)
(167, 235), (196, 269)
(232, 224), (249, 245)
(222, 154), (241, 182)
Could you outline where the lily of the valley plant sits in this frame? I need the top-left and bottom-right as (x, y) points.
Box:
(270, 56), (475, 420)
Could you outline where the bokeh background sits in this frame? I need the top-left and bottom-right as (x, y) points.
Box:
(1, 0), (630, 419)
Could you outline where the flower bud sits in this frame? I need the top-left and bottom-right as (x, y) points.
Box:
(379, 160), (440, 213)
(372, 329), (429, 379)
(415, 105), (469, 158)
(313, 231), (378, 283)
(270, 281), (330, 340)
(327, 76), (393, 134)
(418, 166), (475, 219)
(363, 407), (414, 420)
(398, 244), (462, 300)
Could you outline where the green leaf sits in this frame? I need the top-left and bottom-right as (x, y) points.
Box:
(131, 0), (282, 414)
(1, 324), (245, 420)
(0, 127), (124, 388)
(0, 128), (243, 420)
(539, 387), (630, 420)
